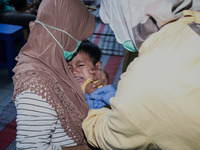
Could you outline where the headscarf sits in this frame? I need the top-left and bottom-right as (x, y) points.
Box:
(12, 0), (95, 145)
(100, 0), (200, 51)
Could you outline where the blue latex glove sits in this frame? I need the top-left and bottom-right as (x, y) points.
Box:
(85, 93), (95, 109)
(85, 93), (106, 109)
(90, 84), (116, 106)
(93, 100), (107, 108)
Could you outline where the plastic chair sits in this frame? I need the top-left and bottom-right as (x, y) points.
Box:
(0, 23), (25, 80)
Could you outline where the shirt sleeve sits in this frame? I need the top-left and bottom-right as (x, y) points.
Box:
(15, 90), (62, 150)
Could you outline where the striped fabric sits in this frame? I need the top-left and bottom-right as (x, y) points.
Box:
(14, 90), (76, 149)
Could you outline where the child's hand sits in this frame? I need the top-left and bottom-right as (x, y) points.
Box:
(84, 82), (98, 95)
(89, 69), (109, 88)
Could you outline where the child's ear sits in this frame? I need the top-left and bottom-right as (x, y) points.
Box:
(95, 61), (102, 69)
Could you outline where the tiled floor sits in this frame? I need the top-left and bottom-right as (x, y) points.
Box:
(0, 68), (13, 114)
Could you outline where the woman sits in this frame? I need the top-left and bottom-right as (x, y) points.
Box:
(83, 0), (200, 149)
(12, 0), (95, 149)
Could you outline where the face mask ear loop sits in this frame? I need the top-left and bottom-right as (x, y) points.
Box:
(35, 20), (81, 53)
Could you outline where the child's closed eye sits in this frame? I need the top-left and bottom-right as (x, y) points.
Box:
(78, 63), (85, 67)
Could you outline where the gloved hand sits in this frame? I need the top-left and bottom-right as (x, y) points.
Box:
(89, 84), (116, 106)
(85, 93), (106, 109)
(93, 100), (107, 108)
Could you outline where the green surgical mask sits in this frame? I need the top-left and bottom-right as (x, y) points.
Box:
(35, 20), (81, 60)
(123, 40), (138, 52)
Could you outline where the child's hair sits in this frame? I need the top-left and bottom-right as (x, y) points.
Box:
(69, 40), (102, 65)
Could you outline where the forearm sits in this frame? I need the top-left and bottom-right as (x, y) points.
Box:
(82, 108), (110, 148)
(83, 103), (150, 150)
